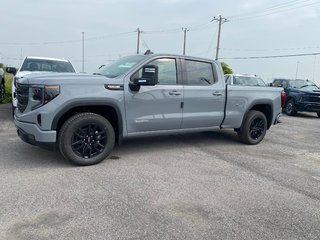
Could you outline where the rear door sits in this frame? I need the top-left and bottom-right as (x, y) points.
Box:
(181, 59), (225, 128)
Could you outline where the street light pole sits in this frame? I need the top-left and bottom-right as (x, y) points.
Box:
(136, 28), (141, 54)
(182, 28), (189, 55)
(295, 61), (299, 79)
(82, 32), (85, 73)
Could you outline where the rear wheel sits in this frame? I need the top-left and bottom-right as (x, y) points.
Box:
(59, 113), (115, 166)
(285, 99), (297, 116)
(239, 110), (267, 145)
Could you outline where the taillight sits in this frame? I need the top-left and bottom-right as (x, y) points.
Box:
(281, 90), (286, 107)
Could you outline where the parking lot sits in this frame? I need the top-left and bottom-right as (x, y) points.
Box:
(0, 103), (320, 239)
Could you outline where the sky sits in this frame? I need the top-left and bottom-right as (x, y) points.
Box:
(1, 0), (320, 84)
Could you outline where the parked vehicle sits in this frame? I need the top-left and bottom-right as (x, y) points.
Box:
(225, 74), (267, 87)
(14, 54), (283, 166)
(271, 78), (320, 117)
(6, 56), (76, 112)
(0, 68), (4, 102)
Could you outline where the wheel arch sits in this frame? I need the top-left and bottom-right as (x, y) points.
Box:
(52, 101), (123, 144)
(241, 102), (273, 130)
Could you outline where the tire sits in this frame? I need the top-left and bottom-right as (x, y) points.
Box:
(239, 110), (267, 145)
(0, 81), (5, 102)
(58, 113), (115, 166)
(285, 99), (297, 116)
(317, 112), (320, 118)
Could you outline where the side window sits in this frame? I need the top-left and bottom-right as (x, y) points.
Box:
(133, 58), (177, 85)
(185, 60), (215, 86)
(150, 58), (177, 85)
(281, 80), (288, 89)
(272, 80), (280, 87)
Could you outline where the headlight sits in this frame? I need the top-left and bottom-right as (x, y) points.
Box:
(31, 85), (60, 110)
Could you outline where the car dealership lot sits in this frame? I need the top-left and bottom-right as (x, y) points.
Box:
(0, 103), (320, 240)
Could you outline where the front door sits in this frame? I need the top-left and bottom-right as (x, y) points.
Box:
(125, 58), (183, 133)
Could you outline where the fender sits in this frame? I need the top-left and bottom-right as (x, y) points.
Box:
(241, 99), (274, 129)
(51, 99), (123, 137)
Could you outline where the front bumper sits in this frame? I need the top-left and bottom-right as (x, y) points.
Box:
(296, 102), (320, 112)
(14, 118), (57, 144)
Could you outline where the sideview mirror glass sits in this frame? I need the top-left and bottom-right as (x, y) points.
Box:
(133, 65), (158, 86)
(6, 67), (17, 76)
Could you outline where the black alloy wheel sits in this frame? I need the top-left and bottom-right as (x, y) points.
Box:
(239, 110), (267, 145)
(249, 117), (265, 140)
(59, 113), (115, 166)
(71, 123), (107, 159)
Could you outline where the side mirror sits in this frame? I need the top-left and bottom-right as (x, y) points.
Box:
(6, 67), (17, 76)
(133, 65), (158, 86)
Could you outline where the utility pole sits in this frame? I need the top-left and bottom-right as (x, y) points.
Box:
(136, 28), (141, 54)
(212, 15), (228, 60)
(182, 28), (189, 55)
(82, 32), (85, 73)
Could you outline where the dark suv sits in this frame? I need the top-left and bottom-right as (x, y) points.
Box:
(272, 79), (320, 117)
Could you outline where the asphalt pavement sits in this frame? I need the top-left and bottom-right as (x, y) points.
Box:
(0, 103), (320, 240)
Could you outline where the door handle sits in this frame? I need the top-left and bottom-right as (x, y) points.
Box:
(169, 91), (182, 96)
(212, 92), (222, 96)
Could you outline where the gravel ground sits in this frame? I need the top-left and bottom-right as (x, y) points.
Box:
(0, 103), (320, 240)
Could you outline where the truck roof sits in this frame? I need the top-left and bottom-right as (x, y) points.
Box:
(143, 53), (217, 63)
(25, 56), (70, 62)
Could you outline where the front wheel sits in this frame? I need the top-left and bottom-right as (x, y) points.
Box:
(239, 110), (267, 145)
(285, 99), (297, 116)
(59, 113), (115, 166)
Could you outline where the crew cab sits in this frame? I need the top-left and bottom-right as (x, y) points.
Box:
(272, 78), (320, 117)
(6, 56), (76, 112)
(14, 54), (283, 166)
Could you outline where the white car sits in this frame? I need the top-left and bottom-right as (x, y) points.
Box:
(8, 56), (76, 109)
(225, 74), (267, 87)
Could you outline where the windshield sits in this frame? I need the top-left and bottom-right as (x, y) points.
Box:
(96, 55), (146, 78)
(233, 76), (266, 86)
(289, 80), (318, 89)
(20, 59), (75, 72)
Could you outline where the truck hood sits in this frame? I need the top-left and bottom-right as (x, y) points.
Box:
(292, 87), (320, 95)
(15, 71), (53, 79)
(17, 73), (122, 86)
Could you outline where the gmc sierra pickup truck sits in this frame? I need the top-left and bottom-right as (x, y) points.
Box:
(14, 54), (283, 166)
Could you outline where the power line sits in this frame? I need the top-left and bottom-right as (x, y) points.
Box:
(221, 52), (320, 60)
(228, 0), (313, 19)
(0, 31), (136, 46)
(230, 1), (320, 21)
(220, 46), (320, 52)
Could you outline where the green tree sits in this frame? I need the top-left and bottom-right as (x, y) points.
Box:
(221, 62), (233, 74)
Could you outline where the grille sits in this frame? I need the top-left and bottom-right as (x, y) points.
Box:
(16, 84), (29, 113)
(306, 94), (320, 103)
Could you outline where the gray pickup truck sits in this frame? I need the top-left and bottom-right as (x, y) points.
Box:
(14, 54), (283, 165)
